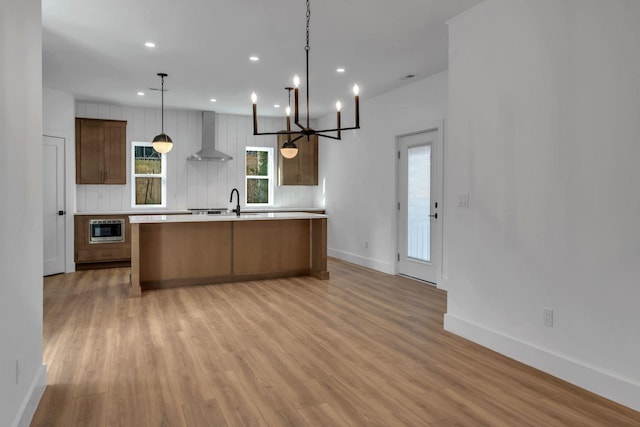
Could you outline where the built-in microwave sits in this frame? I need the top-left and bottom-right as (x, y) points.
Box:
(89, 219), (125, 243)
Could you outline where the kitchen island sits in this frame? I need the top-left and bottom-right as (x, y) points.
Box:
(128, 212), (329, 297)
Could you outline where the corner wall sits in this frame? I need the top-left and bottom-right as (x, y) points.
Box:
(315, 71), (448, 274)
(0, 0), (47, 425)
(445, 0), (640, 411)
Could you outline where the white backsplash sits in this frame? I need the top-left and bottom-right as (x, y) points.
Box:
(75, 102), (317, 212)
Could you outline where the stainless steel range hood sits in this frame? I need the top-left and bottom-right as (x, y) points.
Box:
(187, 111), (233, 162)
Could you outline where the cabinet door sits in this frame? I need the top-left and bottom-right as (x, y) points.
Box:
(76, 119), (104, 184)
(103, 120), (126, 184)
(297, 134), (318, 185)
(277, 133), (318, 186)
(278, 133), (300, 185)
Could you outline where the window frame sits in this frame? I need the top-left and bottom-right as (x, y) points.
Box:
(245, 146), (274, 206)
(131, 141), (167, 208)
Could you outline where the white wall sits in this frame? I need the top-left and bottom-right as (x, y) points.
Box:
(43, 88), (75, 273)
(445, 0), (640, 411)
(0, 0), (47, 426)
(75, 102), (316, 212)
(315, 71), (448, 273)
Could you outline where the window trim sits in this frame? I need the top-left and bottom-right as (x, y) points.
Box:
(245, 146), (274, 206)
(131, 141), (167, 208)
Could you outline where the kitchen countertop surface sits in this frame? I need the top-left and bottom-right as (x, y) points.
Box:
(129, 212), (328, 224)
(76, 207), (325, 216)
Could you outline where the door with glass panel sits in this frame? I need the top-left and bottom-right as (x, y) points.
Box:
(397, 129), (441, 284)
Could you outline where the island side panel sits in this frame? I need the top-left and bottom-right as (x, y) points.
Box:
(233, 219), (311, 276)
(139, 221), (233, 289)
(129, 222), (142, 297)
(311, 218), (329, 280)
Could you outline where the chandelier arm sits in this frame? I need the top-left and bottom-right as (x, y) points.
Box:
(254, 130), (303, 136)
(316, 126), (360, 133)
(315, 133), (342, 140)
(289, 134), (305, 144)
(306, 48), (310, 130)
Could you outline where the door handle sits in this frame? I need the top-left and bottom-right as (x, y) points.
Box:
(429, 213), (438, 219)
(58, 210), (66, 216)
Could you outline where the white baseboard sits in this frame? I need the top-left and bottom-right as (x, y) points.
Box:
(328, 248), (394, 274)
(444, 314), (640, 412)
(13, 362), (47, 427)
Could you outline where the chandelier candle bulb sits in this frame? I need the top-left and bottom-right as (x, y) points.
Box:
(286, 106), (291, 131)
(251, 92), (258, 134)
(353, 84), (360, 129)
(336, 101), (342, 139)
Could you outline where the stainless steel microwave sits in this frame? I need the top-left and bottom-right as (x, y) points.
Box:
(89, 219), (125, 243)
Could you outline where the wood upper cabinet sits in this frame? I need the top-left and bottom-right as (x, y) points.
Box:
(76, 118), (127, 184)
(277, 133), (318, 186)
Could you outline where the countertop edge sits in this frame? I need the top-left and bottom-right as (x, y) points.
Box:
(75, 207), (325, 216)
(129, 212), (328, 224)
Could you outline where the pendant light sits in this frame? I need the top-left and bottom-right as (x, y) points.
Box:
(251, 0), (360, 143)
(280, 87), (298, 159)
(152, 73), (173, 154)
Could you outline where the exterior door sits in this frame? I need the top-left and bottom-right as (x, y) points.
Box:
(43, 136), (66, 276)
(397, 128), (442, 284)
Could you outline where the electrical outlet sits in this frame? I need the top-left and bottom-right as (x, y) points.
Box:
(364, 241), (369, 249)
(15, 356), (20, 384)
(543, 308), (554, 327)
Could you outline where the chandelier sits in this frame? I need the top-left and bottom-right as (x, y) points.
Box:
(251, 0), (360, 158)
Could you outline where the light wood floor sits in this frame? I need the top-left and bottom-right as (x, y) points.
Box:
(32, 259), (640, 426)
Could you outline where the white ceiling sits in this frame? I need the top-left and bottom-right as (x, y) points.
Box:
(42, 0), (482, 118)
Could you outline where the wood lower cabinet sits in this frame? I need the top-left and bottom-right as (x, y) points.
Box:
(129, 216), (329, 296)
(74, 215), (131, 268)
(76, 118), (127, 184)
(278, 133), (318, 185)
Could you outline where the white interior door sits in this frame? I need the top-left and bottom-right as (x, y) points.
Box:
(43, 136), (66, 276)
(397, 128), (442, 284)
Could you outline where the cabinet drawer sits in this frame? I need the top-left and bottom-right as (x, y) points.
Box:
(76, 245), (130, 262)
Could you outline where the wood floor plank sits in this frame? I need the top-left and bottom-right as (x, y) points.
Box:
(31, 258), (640, 427)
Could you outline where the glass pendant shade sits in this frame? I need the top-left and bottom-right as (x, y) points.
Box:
(280, 141), (298, 159)
(152, 133), (173, 154)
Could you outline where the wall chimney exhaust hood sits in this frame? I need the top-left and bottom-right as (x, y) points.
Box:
(187, 111), (233, 162)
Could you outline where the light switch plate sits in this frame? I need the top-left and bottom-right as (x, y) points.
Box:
(458, 192), (469, 207)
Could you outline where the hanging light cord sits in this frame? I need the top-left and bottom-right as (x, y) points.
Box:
(160, 74), (165, 133)
(305, 0), (311, 130)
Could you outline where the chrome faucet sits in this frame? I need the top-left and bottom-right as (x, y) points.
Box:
(229, 188), (240, 217)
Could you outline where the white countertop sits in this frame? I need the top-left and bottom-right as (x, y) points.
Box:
(129, 212), (328, 224)
(76, 207), (324, 216)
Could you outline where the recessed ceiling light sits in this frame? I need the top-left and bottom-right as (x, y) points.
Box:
(249, 56), (259, 62)
(336, 67), (345, 73)
(210, 98), (217, 103)
(137, 91), (145, 96)
(144, 42), (156, 48)
(273, 104), (280, 108)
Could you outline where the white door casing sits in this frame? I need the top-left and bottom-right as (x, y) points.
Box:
(43, 135), (66, 276)
(396, 124), (443, 284)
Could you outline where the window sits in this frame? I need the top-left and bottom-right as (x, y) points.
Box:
(245, 146), (274, 205)
(132, 142), (166, 207)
